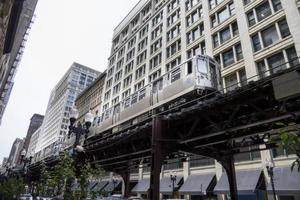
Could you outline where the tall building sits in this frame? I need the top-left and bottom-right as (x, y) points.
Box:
(23, 114), (44, 153)
(75, 72), (106, 124)
(26, 126), (41, 161)
(7, 138), (24, 167)
(98, 0), (300, 200)
(0, 0), (38, 125)
(35, 63), (99, 159)
(101, 0), (300, 111)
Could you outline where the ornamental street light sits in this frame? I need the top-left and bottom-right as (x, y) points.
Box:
(170, 171), (177, 198)
(68, 107), (93, 152)
(68, 107), (93, 176)
(265, 160), (277, 200)
(20, 149), (32, 172)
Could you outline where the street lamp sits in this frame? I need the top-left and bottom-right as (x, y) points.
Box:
(265, 160), (277, 200)
(20, 149), (32, 172)
(170, 171), (177, 198)
(68, 107), (94, 151)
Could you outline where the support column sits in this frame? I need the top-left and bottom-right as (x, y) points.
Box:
(149, 116), (165, 200)
(121, 171), (130, 198)
(219, 155), (238, 200)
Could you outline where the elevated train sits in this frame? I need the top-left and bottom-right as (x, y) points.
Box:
(88, 55), (222, 138)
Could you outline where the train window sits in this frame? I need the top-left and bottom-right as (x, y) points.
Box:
(139, 88), (146, 100)
(187, 60), (192, 74)
(124, 97), (131, 108)
(197, 58), (208, 74)
(131, 92), (138, 104)
(97, 116), (101, 124)
(171, 68), (181, 82)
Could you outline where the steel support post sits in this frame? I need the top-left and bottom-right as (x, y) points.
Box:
(219, 155), (238, 200)
(121, 171), (130, 198)
(149, 116), (165, 200)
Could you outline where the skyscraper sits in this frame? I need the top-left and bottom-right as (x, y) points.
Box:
(23, 114), (44, 153)
(35, 63), (99, 159)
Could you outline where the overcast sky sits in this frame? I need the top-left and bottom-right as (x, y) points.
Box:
(0, 0), (140, 162)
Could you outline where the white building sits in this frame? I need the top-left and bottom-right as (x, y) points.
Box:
(98, 0), (300, 200)
(35, 63), (99, 159)
(26, 126), (41, 162)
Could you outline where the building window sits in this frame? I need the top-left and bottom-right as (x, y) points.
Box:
(243, 0), (251, 5)
(149, 69), (162, 82)
(238, 68), (247, 86)
(167, 0), (179, 13)
(166, 56), (181, 71)
(151, 38), (162, 54)
(139, 24), (149, 39)
(235, 43), (243, 61)
(152, 11), (163, 27)
(167, 9), (180, 27)
(149, 53), (162, 70)
(218, 7), (230, 23)
(278, 19), (291, 39)
(267, 52), (286, 74)
(261, 25), (279, 48)
(167, 23), (181, 42)
(224, 73), (238, 91)
(135, 65), (146, 80)
(220, 27), (231, 44)
(223, 48), (234, 67)
(251, 33), (261, 52)
(187, 42), (206, 58)
(187, 23), (204, 44)
(166, 39), (181, 58)
(256, 60), (268, 78)
(213, 34), (219, 48)
(286, 46), (299, 67)
(186, 8), (202, 27)
(235, 146), (261, 162)
(271, 0), (282, 11)
(134, 80), (145, 92)
(247, 11), (256, 27)
(232, 21), (239, 36)
(256, 1), (272, 22)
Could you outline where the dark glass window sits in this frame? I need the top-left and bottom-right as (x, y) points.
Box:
(243, 0), (251, 5)
(252, 33), (261, 52)
(232, 22), (239, 36)
(220, 27), (231, 43)
(235, 43), (243, 61)
(225, 73), (238, 91)
(267, 52), (286, 74)
(257, 61), (268, 78)
(239, 68), (247, 86)
(247, 11), (256, 26)
(213, 34), (219, 47)
(223, 48), (234, 67)
(286, 46), (299, 67)
(271, 0), (282, 11)
(278, 19), (291, 38)
(256, 1), (272, 22)
(261, 25), (279, 47)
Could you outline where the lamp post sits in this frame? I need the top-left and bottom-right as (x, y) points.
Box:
(68, 107), (93, 175)
(20, 149), (32, 172)
(170, 171), (177, 198)
(265, 160), (277, 200)
(68, 107), (94, 151)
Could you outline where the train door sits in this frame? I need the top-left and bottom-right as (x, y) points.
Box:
(152, 78), (163, 104)
(209, 61), (218, 89)
(196, 57), (210, 88)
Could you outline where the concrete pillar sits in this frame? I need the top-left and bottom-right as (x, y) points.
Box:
(233, 0), (258, 81)
(183, 157), (191, 200)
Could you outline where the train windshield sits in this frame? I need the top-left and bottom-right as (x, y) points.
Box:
(197, 58), (208, 74)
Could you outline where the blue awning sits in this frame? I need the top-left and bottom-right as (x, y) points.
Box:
(160, 176), (183, 194)
(179, 174), (216, 195)
(267, 166), (300, 195)
(131, 179), (150, 194)
(214, 169), (263, 195)
(102, 180), (122, 192)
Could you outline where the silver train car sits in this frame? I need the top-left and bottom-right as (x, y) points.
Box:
(89, 55), (221, 137)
